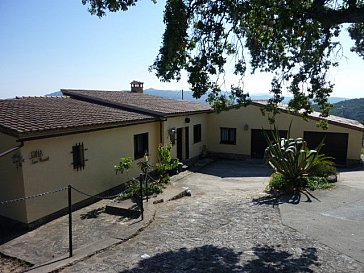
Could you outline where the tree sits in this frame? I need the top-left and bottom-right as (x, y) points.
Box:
(82, 0), (364, 123)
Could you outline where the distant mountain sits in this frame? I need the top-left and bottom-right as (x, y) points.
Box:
(144, 89), (348, 104)
(47, 91), (63, 96)
(316, 98), (364, 124)
(47, 89), (348, 105)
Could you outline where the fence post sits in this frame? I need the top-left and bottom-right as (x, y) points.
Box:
(145, 170), (149, 203)
(139, 174), (144, 221)
(68, 185), (73, 258)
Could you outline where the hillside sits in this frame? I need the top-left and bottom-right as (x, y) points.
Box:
(327, 98), (364, 124)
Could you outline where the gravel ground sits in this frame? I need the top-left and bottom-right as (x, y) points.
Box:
(58, 191), (363, 273)
(0, 253), (31, 273)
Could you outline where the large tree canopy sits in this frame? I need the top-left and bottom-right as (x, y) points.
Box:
(82, 0), (364, 124)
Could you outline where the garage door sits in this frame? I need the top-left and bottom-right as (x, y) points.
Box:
(303, 131), (348, 165)
(251, 129), (288, 158)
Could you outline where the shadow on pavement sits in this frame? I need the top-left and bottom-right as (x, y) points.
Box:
(197, 159), (274, 178)
(240, 244), (319, 273)
(118, 244), (319, 273)
(252, 191), (320, 207)
(279, 191), (320, 205)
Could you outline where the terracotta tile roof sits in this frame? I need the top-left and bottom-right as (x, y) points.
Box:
(251, 101), (364, 132)
(0, 96), (156, 137)
(61, 89), (212, 116)
(309, 111), (364, 131)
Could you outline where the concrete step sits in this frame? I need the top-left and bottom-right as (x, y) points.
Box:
(105, 199), (140, 218)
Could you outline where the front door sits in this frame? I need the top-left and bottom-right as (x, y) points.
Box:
(177, 128), (183, 160)
(185, 127), (189, 160)
(176, 127), (189, 161)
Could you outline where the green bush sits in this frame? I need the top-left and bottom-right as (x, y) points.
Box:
(114, 157), (133, 175)
(309, 159), (337, 177)
(304, 176), (332, 191)
(156, 143), (179, 183)
(266, 173), (289, 192)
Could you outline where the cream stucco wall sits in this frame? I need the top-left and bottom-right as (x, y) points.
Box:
(0, 133), (27, 222)
(20, 122), (160, 223)
(207, 104), (363, 161)
(162, 113), (208, 160)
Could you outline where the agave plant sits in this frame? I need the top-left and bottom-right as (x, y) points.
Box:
(264, 124), (329, 191)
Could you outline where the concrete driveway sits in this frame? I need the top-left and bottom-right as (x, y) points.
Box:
(178, 159), (273, 196)
(190, 160), (364, 265)
(279, 166), (364, 264)
(58, 159), (362, 273)
(2, 159), (363, 272)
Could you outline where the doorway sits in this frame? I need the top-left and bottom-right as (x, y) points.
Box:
(176, 127), (189, 161)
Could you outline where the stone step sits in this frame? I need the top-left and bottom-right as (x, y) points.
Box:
(105, 199), (140, 218)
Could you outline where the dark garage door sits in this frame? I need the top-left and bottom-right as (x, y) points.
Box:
(251, 129), (288, 158)
(303, 131), (348, 165)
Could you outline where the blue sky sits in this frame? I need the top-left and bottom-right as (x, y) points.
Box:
(0, 0), (363, 99)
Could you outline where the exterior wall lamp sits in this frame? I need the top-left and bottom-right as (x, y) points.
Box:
(169, 128), (177, 145)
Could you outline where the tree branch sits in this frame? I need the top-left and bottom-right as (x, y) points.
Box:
(307, 6), (364, 25)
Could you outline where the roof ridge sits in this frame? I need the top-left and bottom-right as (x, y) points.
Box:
(61, 88), (124, 92)
(15, 96), (69, 99)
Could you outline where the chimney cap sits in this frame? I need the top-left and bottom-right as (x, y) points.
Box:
(130, 80), (144, 85)
(130, 80), (144, 93)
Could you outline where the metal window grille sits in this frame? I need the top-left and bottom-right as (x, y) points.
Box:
(71, 142), (87, 170)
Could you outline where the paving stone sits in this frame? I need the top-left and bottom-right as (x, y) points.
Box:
(59, 191), (362, 273)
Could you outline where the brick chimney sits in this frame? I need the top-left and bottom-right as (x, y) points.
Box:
(130, 80), (144, 93)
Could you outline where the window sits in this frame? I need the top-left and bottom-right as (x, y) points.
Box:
(72, 142), (87, 170)
(193, 124), (202, 143)
(134, 133), (149, 159)
(220, 127), (236, 145)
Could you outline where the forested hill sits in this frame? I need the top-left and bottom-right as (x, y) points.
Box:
(320, 98), (364, 124)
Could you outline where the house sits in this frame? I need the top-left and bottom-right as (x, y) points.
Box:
(0, 84), (210, 226)
(207, 101), (364, 166)
(0, 82), (363, 226)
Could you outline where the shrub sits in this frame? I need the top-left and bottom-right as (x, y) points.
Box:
(264, 123), (334, 192)
(309, 156), (337, 177)
(156, 143), (179, 183)
(114, 157), (133, 175)
(304, 176), (333, 191)
(266, 173), (289, 192)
